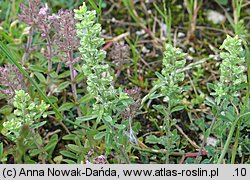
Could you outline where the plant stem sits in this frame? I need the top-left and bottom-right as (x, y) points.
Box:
(185, 0), (198, 41)
(118, 145), (131, 164)
(165, 117), (170, 164)
(21, 0), (33, 65)
(195, 105), (220, 163)
(133, 145), (185, 156)
(111, 126), (131, 164)
(218, 112), (248, 164)
(44, 26), (53, 82)
(31, 129), (48, 164)
(68, 50), (81, 117)
(64, 14), (81, 117)
(165, 101), (171, 164)
(21, 27), (33, 65)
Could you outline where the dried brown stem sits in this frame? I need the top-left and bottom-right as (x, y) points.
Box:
(174, 124), (200, 149)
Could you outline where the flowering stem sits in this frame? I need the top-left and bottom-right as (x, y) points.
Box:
(44, 26), (52, 81)
(21, 0), (33, 65)
(63, 11), (82, 117)
(21, 27), (33, 65)
(68, 50), (81, 117)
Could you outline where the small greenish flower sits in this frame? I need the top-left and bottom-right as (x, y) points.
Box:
(28, 102), (35, 110)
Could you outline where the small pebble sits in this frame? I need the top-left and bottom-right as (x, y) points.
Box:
(177, 32), (185, 38)
(207, 10), (225, 24)
(111, 17), (116, 23)
(188, 47), (195, 53)
(176, 5), (182, 9)
(200, 134), (217, 147)
(136, 29), (145, 35)
(142, 46), (150, 53)
(187, 55), (193, 61)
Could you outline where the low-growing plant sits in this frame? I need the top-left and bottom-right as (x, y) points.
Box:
(74, 2), (137, 163)
(195, 35), (249, 163)
(142, 44), (186, 163)
(1, 89), (49, 142)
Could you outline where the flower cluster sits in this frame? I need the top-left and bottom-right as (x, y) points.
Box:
(109, 41), (130, 68)
(85, 155), (107, 164)
(122, 87), (141, 119)
(2, 90), (49, 142)
(19, 1), (53, 37)
(18, 0), (81, 114)
(0, 64), (25, 99)
(211, 35), (246, 104)
(18, 0), (41, 26)
(36, 4), (54, 38)
(19, 0), (80, 67)
(53, 9), (79, 52)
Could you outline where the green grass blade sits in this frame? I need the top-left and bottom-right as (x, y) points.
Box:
(153, 3), (165, 18)
(88, 0), (100, 13)
(122, 0), (141, 24)
(217, 111), (250, 164)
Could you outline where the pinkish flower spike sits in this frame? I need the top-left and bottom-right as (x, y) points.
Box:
(39, 6), (48, 15)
